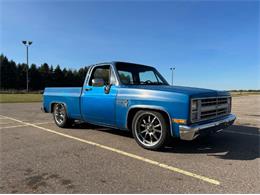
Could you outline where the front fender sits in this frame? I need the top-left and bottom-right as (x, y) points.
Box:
(115, 88), (190, 137)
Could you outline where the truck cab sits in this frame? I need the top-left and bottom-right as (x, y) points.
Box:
(42, 61), (236, 150)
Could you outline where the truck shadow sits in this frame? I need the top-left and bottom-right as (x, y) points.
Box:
(70, 122), (133, 138)
(164, 125), (259, 161)
(71, 123), (259, 161)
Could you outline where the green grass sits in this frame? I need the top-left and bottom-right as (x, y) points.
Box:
(230, 92), (260, 97)
(0, 93), (42, 103)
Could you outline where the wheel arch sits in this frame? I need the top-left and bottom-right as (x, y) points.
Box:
(126, 105), (173, 136)
(50, 101), (68, 113)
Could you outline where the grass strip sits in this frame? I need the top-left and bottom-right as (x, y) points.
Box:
(0, 94), (42, 103)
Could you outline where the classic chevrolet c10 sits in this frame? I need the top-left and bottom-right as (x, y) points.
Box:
(42, 61), (236, 150)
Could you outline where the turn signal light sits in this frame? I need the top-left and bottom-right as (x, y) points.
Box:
(172, 119), (186, 124)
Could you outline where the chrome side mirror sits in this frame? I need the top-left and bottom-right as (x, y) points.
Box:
(92, 78), (104, 87)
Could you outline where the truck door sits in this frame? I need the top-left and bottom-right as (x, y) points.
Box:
(81, 65), (118, 126)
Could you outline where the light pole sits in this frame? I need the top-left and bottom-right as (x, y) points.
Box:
(170, 67), (175, 85)
(22, 40), (32, 92)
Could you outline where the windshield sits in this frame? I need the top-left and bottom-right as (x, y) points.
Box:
(115, 62), (169, 85)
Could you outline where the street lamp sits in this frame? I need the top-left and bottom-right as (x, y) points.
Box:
(170, 67), (175, 85)
(22, 40), (33, 92)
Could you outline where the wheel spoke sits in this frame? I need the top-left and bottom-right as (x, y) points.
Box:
(153, 129), (161, 133)
(142, 119), (147, 124)
(143, 139), (150, 144)
(149, 134), (153, 143)
(140, 129), (147, 134)
(148, 115), (151, 123)
(143, 132), (149, 140)
(151, 117), (156, 124)
(152, 133), (158, 141)
(153, 124), (161, 128)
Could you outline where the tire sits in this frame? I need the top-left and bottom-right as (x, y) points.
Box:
(53, 103), (72, 128)
(132, 110), (170, 150)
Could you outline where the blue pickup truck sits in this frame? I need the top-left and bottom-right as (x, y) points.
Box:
(42, 62), (236, 150)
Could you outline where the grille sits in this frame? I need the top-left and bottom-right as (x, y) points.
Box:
(191, 96), (231, 123)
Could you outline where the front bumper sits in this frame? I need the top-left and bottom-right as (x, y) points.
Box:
(179, 114), (236, 140)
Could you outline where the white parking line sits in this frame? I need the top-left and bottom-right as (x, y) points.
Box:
(0, 121), (53, 129)
(33, 121), (53, 125)
(0, 114), (220, 186)
(0, 124), (28, 129)
(0, 118), (17, 125)
(224, 130), (260, 137)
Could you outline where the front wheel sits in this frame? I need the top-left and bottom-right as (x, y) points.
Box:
(132, 110), (170, 150)
(53, 103), (72, 128)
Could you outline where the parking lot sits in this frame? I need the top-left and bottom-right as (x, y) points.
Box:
(0, 95), (259, 193)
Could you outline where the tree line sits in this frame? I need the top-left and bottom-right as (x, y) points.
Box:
(0, 54), (88, 91)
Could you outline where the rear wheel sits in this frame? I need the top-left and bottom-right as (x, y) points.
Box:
(132, 110), (170, 150)
(53, 103), (72, 128)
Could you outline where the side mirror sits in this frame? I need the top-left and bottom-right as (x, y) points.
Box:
(104, 84), (112, 94)
(92, 78), (105, 87)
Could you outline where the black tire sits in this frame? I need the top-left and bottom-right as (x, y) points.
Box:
(132, 110), (170, 150)
(53, 103), (73, 128)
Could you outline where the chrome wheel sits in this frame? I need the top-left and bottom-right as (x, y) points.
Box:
(54, 104), (66, 125)
(135, 113), (163, 147)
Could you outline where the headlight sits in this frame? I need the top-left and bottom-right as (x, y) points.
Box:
(191, 99), (199, 122)
(191, 100), (198, 111)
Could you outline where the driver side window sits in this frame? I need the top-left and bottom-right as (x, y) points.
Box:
(89, 65), (116, 86)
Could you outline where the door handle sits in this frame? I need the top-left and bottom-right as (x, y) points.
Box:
(85, 88), (92, 91)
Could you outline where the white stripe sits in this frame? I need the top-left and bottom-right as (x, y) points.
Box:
(0, 121), (52, 129)
(0, 122), (17, 125)
(0, 114), (220, 185)
(34, 121), (53, 125)
(0, 124), (28, 129)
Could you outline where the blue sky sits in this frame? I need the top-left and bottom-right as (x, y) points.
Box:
(1, 0), (259, 90)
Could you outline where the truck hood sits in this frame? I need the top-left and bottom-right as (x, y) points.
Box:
(122, 85), (229, 98)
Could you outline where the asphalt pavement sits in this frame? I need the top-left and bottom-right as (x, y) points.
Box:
(0, 95), (259, 193)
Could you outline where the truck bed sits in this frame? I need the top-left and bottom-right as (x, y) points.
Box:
(43, 87), (82, 119)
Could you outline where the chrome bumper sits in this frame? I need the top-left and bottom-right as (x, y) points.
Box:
(179, 114), (236, 140)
